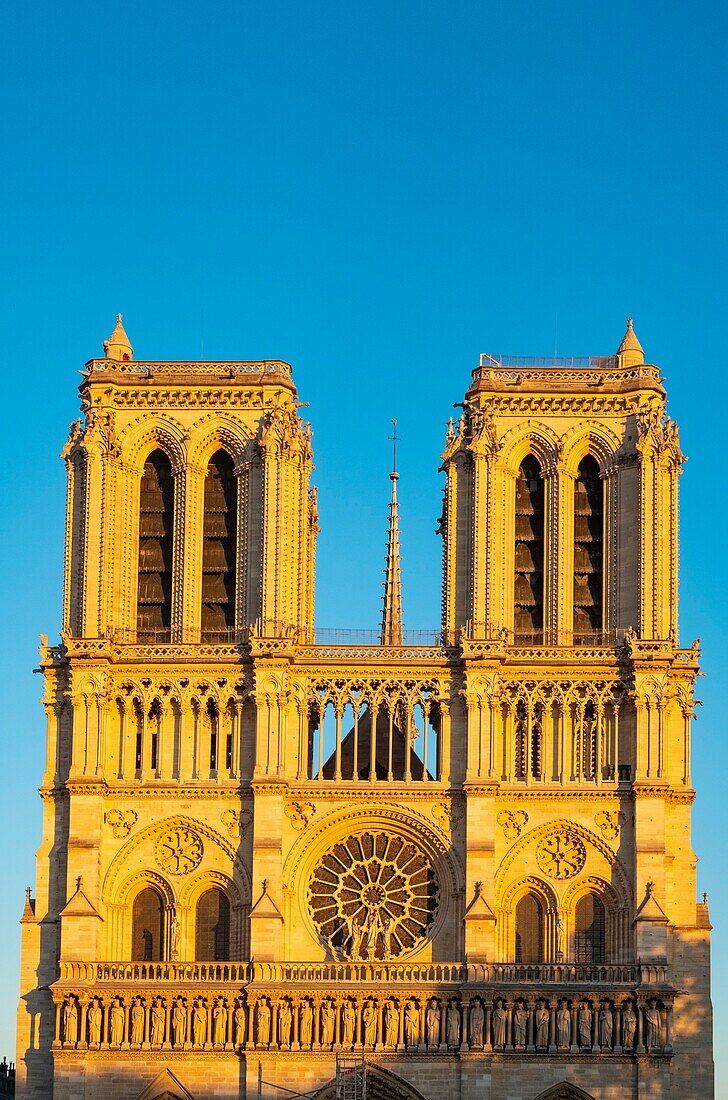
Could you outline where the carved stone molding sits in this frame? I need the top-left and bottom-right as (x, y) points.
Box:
(285, 801), (316, 831)
(154, 827), (204, 875)
(536, 832), (587, 881)
(595, 810), (625, 841)
(497, 809), (528, 840)
(105, 809), (138, 838)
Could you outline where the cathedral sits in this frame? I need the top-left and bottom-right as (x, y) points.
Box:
(16, 317), (713, 1100)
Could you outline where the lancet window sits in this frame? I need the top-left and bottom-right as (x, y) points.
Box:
(201, 450), (237, 641)
(514, 455), (544, 641)
(515, 893), (544, 963)
(131, 887), (164, 962)
(514, 700), (542, 781)
(573, 455), (603, 637)
(574, 893), (606, 963)
(195, 888), (231, 961)
(136, 450), (174, 642)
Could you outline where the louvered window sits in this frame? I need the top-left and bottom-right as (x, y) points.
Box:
(201, 451), (237, 640)
(137, 451), (173, 641)
(573, 456), (603, 636)
(196, 888), (231, 961)
(514, 456), (544, 640)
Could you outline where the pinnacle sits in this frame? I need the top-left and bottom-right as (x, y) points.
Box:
(616, 317), (644, 365)
(103, 313), (133, 361)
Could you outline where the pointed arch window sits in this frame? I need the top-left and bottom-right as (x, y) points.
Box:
(573, 456), (603, 638)
(514, 456), (544, 641)
(132, 887), (164, 961)
(137, 450), (174, 642)
(574, 893), (605, 963)
(196, 888), (231, 961)
(201, 450), (237, 641)
(515, 893), (544, 963)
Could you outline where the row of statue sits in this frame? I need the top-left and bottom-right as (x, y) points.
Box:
(58, 993), (668, 1054)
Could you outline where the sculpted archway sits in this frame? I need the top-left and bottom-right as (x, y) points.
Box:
(533, 1083), (596, 1100)
(315, 1064), (430, 1100)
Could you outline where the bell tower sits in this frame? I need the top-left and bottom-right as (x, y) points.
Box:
(62, 315), (317, 644)
(440, 320), (683, 643)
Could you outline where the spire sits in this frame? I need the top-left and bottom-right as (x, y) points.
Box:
(616, 317), (644, 366)
(381, 420), (404, 646)
(103, 313), (133, 361)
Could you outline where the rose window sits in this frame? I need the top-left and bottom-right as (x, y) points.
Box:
(536, 831), (586, 880)
(308, 831), (439, 960)
(155, 827), (203, 875)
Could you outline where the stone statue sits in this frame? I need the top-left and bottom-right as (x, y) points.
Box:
(557, 1000), (570, 1048)
(279, 1001), (292, 1047)
(535, 1002), (549, 1048)
(599, 1003), (613, 1048)
(469, 999), (484, 1048)
(110, 999), (125, 1047)
(514, 1002), (527, 1048)
(300, 1000), (313, 1048)
(170, 916), (181, 961)
(385, 1001), (399, 1047)
(213, 999), (226, 1046)
(88, 1000), (102, 1045)
(321, 1000), (335, 1047)
(349, 914), (365, 959)
(256, 1000), (270, 1047)
(404, 1000), (419, 1048)
(193, 999), (207, 1047)
(150, 998), (165, 1046)
(342, 1000), (355, 1048)
(622, 1002), (637, 1049)
(446, 1001), (460, 1048)
(234, 1003), (245, 1047)
(131, 999), (144, 1045)
(645, 1000), (661, 1051)
(426, 998), (440, 1047)
(173, 999), (187, 1046)
(578, 1002), (592, 1047)
(492, 1000), (506, 1048)
(363, 1000), (377, 1047)
(63, 999), (78, 1045)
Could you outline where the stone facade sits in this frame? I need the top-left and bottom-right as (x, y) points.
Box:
(16, 318), (713, 1099)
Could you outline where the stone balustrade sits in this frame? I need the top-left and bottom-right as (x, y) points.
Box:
(57, 959), (667, 988)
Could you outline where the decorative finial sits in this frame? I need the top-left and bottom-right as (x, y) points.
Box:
(262, 878), (269, 894)
(103, 313), (133, 362)
(474, 881), (483, 897)
(646, 881), (654, 897)
(381, 422), (404, 647)
(616, 316), (644, 366)
(25, 886), (31, 901)
(76, 875), (82, 891)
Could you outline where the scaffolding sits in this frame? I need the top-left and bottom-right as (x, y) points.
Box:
(256, 1057), (366, 1100)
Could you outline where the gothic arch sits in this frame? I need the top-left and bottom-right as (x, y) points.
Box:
(560, 422), (621, 477)
(495, 819), (632, 909)
(499, 423), (560, 476)
(121, 416), (188, 475)
(532, 1084), (596, 1100)
(187, 414), (254, 469)
(315, 1063), (430, 1100)
(103, 814), (251, 908)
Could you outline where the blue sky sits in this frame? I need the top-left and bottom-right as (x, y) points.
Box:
(1, 0), (726, 1085)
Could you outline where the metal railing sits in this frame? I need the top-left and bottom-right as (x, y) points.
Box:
(479, 354), (619, 370)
